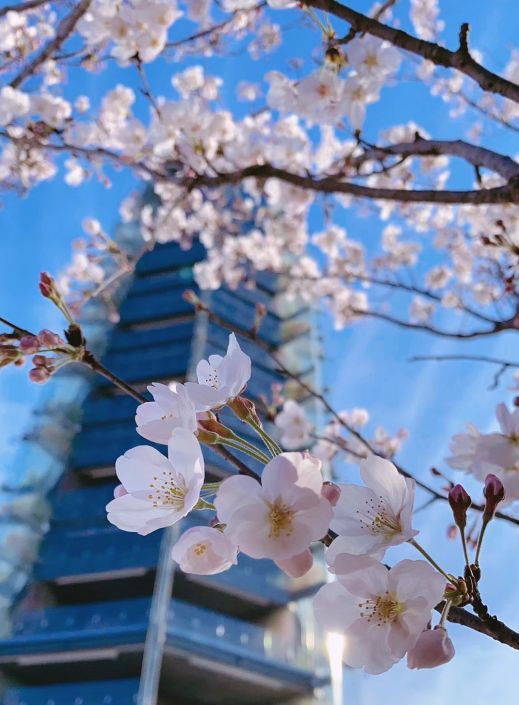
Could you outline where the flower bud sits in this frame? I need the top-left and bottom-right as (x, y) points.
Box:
(321, 481), (341, 507)
(448, 484), (471, 530)
(228, 396), (261, 425)
(407, 627), (455, 670)
(32, 354), (47, 367)
(19, 336), (40, 354)
(29, 367), (51, 383)
(39, 271), (54, 299)
(275, 549), (313, 578)
(483, 474), (505, 523)
(197, 418), (234, 440)
(38, 329), (63, 348)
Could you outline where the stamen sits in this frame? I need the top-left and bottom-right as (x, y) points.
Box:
(267, 500), (294, 539)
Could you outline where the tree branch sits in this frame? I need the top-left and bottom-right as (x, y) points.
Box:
(352, 137), (519, 181)
(185, 163), (519, 205)
(10, 0), (92, 89)
(304, 0), (519, 103)
(440, 603), (519, 650)
(0, 0), (60, 17)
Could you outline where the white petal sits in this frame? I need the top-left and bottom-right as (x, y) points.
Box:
(335, 553), (389, 597)
(214, 475), (262, 523)
(115, 445), (172, 492)
(313, 580), (361, 633)
(167, 428), (205, 488)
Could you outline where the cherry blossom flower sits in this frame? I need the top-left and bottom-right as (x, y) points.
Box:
(172, 526), (238, 575)
(446, 423), (480, 470)
(185, 333), (251, 410)
(407, 627), (455, 669)
(314, 554), (446, 674)
(448, 405), (519, 500)
(347, 36), (401, 80)
(274, 399), (313, 449)
(330, 455), (417, 557)
(214, 452), (333, 560)
(106, 429), (204, 535)
(474, 404), (519, 498)
(136, 382), (199, 444)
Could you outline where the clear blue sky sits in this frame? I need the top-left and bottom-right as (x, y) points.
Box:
(1, 1), (518, 703)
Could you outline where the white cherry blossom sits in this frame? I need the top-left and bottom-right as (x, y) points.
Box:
(172, 526), (238, 575)
(185, 333), (251, 410)
(214, 452), (333, 560)
(274, 399), (313, 449)
(314, 554), (446, 674)
(136, 382), (199, 444)
(106, 429), (204, 535)
(447, 405), (519, 499)
(330, 455), (417, 557)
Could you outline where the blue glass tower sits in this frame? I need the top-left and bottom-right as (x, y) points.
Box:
(0, 237), (331, 705)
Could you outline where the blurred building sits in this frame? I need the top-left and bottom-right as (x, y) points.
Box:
(0, 232), (333, 704)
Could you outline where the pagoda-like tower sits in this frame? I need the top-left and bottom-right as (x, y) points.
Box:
(0, 238), (331, 705)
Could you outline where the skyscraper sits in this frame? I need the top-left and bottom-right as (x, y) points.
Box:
(0, 233), (332, 705)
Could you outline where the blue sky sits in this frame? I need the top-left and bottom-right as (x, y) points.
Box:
(1, 1), (518, 702)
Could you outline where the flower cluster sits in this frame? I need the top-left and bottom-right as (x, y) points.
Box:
(102, 335), (493, 675)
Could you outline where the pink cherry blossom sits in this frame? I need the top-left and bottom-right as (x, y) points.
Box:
(172, 526), (238, 575)
(407, 627), (455, 669)
(136, 382), (199, 444)
(214, 452), (333, 560)
(106, 428), (204, 535)
(330, 455), (417, 557)
(185, 333), (251, 410)
(314, 554), (446, 674)
(275, 548), (313, 578)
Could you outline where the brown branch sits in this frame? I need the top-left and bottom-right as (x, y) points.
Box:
(305, 0), (519, 103)
(288, 271), (500, 327)
(167, 2), (266, 50)
(0, 0), (60, 17)
(410, 353), (519, 390)
(352, 138), (519, 181)
(440, 603), (519, 650)
(410, 353), (519, 367)
(185, 163), (519, 205)
(81, 351), (147, 404)
(358, 308), (510, 339)
(10, 0), (92, 88)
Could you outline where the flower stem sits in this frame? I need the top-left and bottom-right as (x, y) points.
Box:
(474, 521), (488, 567)
(219, 438), (270, 465)
(247, 419), (282, 456)
(408, 538), (452, 583)
(439, 599), (453, 628)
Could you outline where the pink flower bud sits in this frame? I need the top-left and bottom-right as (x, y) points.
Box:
(407, 627), (455, 670)
(274, 549), (313, 578)
(113, 484), (128, 498)
(39, 271), (54, 298)
(448, 484), (471, 530)
(37, 329), (63, 348)
(29, 367), (51, 383)
(32, 354), (48, 367)
(20, 336), (40, 354)
(483, 474), (505, 523)
(321, 481), (341, 506)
